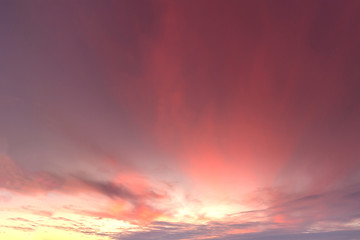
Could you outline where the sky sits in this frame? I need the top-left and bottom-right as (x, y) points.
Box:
(1, 0), (360, 239)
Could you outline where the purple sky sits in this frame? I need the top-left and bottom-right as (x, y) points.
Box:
(1, 1), (360, 240)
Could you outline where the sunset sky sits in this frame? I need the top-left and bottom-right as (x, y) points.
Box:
(1, 0), (360, 239)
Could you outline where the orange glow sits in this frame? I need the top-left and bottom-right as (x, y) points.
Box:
(227, 229), (257, 235)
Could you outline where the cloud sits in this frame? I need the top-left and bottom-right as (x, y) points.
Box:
(212, 229), (360, 240)
(0, 154), (65, 194)
(111, 219), (360, 240)
(0, 225), (35, 232)
(0, 154), (170, 224)
(3, 123), (359, 237)
(76, 177), (164, 202)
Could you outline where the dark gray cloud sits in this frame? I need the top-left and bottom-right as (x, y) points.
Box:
(112, 221), (360, 240)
